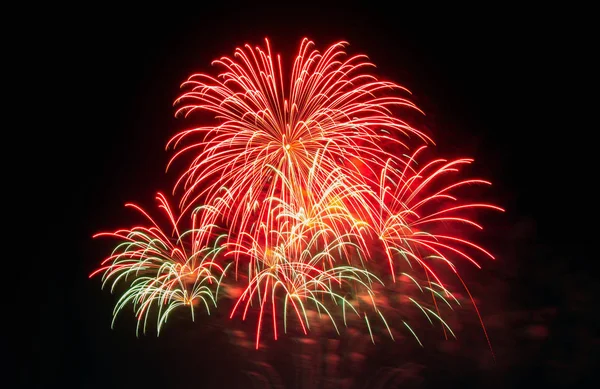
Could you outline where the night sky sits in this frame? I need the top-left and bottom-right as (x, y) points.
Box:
(24, 5), (595, 388)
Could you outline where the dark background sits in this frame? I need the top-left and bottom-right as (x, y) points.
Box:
(22, 4), (596, 388)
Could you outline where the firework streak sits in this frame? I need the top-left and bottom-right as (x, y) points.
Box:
(92, 38), (503, 350)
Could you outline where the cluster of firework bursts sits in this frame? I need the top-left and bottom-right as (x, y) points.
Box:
(91, 38), (503, 351)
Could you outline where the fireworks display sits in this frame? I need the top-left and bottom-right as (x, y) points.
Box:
(91, 38), (502, 351)
(90, 193), (229, 335)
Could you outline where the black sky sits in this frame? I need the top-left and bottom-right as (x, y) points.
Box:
(23, 4), (596, 388)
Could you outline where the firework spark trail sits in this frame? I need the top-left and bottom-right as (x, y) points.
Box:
(90, 193), (229, 335)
